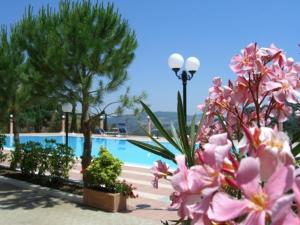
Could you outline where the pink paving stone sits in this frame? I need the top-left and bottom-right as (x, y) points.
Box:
(68, 163), (178, 221)
(1, 151), (179, 222)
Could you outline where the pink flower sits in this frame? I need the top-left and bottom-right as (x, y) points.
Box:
(269, 102), (293, 123)
(272, 212), (300, 225)
(240, 126), (294, 181)
(230, 43), (258, 75)
(265, 65), (300, 104)
(292, 168), (300, 213)
(151, 160), (172, 188)
(210, 157), (294, 224)
(170, 155), (220, 223)
(170, 133), (232, 223)
(271, 200), (300, 225)
(202, 133), (232, 169)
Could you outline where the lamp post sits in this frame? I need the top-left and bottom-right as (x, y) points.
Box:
(168, 53), (200, 123)
(147, 115), (151, 135)
(9, 114), (13, 135)
(61, 115), (65, 133)
(62, 103), (73, 149)
(99, 114), (105, 130)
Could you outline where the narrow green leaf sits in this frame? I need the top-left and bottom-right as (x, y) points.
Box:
(144, 126), (179, 155)
(136, 120), (178, 155)
(140, 101), (181, 151)
(177, 92), (192, 166)
(189, 114), (197, 151)
(170, 122), (183, 152)
(128, 139), (176, 163)
(292, 131), (300, 144)
(292, 142), (300, 157)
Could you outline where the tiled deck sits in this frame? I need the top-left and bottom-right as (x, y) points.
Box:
(1, 140), (178, 222)
(0, 177), (160, 225)
(70, 161), (178, 221)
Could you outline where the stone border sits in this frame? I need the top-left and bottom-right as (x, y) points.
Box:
(0, 175), (83, 205)
(4, 132), (167, 142)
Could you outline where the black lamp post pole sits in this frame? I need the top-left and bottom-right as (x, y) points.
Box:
(65, 112), (69, 149)
(175, 70), (192, 125)
(182, 71), (188, 124)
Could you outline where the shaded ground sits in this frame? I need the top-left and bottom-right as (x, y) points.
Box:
(0, 178), (159, 225)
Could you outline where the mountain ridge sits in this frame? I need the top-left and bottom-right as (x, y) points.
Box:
(107, 111), (201, 135)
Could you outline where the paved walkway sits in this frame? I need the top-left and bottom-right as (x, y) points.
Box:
(0, 177), (160, 225)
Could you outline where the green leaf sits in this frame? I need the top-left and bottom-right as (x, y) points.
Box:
(177, 92), (192, 166)
(128, 140), (176, 163)
(142, 124), (179, 156)
(292, 142), (300, 157)
(140, 101), (181, 151)
(170, 123), (183, 153)
(189, 114), (197, 151)
(292, 131), (300, 144)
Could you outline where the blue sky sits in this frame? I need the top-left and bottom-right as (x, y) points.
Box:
(1, 0), (300, 115)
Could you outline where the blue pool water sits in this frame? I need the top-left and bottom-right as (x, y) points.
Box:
(4, 135), (178, 168)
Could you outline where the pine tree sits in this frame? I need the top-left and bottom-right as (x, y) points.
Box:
(20, 1), (139, 182)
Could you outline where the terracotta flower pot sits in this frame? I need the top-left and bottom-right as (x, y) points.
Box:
(83, 188), (127, 212)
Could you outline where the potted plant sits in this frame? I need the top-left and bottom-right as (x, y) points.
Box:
(83, 147), (137, 212)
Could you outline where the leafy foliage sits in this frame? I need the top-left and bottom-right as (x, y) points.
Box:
(84, 147), (122, 188)
(0, 134), (7, 162)
(84, 146), (137, 197)
(45, 140), (75, 181)
(129, 92), (206, 168)
(0, 134), (5, 149)
(115, 180), (138, 198)
(19, 141), (46, 176)
(12, 140), (75, 181)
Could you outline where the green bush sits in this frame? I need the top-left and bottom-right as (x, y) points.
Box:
(13, 139), (75, 181)
(85, 147), (123, 190)
(0, 134), (7, 162)
(20, 141), (47, 176)
(45, 140), (75, 181)
(0, 134), (5, 149)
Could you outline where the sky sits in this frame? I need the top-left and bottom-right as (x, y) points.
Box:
(0, 0), (300, 115)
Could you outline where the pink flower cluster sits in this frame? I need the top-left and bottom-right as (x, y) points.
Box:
(150, 43), (300, 225)
(153, 129), (299, 225)
(198, 43), (300, 143)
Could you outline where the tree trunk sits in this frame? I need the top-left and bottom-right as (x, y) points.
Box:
(10, 112), (21, 169)
(81, 100), (92, 185)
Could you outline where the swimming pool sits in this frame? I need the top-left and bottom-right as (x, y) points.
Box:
(4, 135), (178, 168)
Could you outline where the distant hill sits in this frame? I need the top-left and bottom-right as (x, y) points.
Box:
(107, 111), (201, 135)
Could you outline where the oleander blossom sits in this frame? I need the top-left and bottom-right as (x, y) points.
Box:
(210, 157), (294, 224)
(240, 126), (294, 181)
(145, 43), (300, 225)
(170, 133), (233, 224)
(198, 43), (300, 145)
(151, 160), (172, 188)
